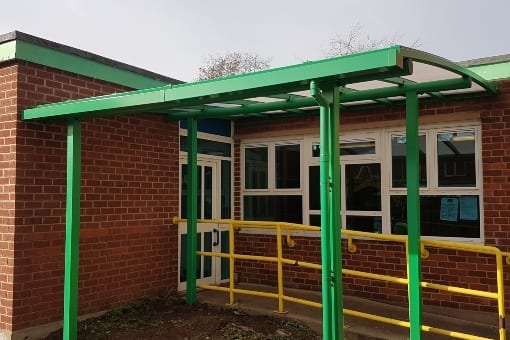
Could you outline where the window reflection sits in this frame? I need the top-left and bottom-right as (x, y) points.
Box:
(276, 144), (300, 188)
(437, 131), (475, 187)
(244, 196), (302, 224)
(391, 135), (427, 188)
(390, 195), (480, 238)
(345, 163), (381, 211)
(245, 147), (268, 189)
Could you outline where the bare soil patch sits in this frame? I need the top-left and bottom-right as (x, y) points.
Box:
(44, 295), (320, 339)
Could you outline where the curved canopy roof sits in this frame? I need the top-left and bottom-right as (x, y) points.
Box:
(22, 46), (497, 121)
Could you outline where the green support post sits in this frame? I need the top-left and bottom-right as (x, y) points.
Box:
(63, 119), (81, 340)
(405, 91), (423, 339)
(312, 81), (343, 340)
(186, 117), (198, 304)
(328, 86), (343, 340)
(319, 98), (333, 340)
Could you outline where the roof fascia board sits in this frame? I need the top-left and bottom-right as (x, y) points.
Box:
(14, 40), (169, 89)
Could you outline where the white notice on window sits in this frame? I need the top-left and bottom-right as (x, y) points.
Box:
(460, 196), (478, 221)
(440, 197), (458, 222)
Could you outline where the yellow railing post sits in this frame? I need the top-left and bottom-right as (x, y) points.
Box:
(228, 221), (235, 306)
(495, 253), (506, 340)
(276, 223), (287, 313)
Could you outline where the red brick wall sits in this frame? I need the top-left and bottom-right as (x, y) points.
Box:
(5, 61), (179, 331)
(233, 79), (510, 313)
(0, 62), (17, 332)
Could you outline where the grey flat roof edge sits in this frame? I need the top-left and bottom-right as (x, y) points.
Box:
(459, 53), (510, 67)
(0, 30), (184, 85)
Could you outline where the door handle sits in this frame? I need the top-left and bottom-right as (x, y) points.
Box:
(212, 228), (219, 246)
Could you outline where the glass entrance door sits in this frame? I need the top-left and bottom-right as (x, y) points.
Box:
(178, 160), (229, 290)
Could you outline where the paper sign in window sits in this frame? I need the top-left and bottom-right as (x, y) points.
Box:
(440, 197), (458, 222)
(460, 196), (478, 221)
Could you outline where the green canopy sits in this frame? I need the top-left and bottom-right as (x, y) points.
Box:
(22, 45), (497, 340)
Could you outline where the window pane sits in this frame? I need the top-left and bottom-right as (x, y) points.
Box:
(309, 214), (321, 227)
(308, 166), (320, 210)
(204, 166), (212, 219)
(312, 141), (375, 157)
(346, 216), (382, 233)
(180, 165), (202, 218)
(308, 165), (340, 211)
(221, 160), (231, 219)
(312, 144), (320, 157)
(390, 195), (480, 238)
(340, 141), (375, 156)
(180, 136), (231, 157)
(391, 135), (427, 188)
(437, 131), (476, 187)
(245, 147), (268, 189)
(345, 163), (381, 211)
(203, 232), (212, 277)
(276, 144), (300, 188)
(181, 165), (187, 218)
(244, 196), (302, 224)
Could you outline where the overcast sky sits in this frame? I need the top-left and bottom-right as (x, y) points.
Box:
(2, 0), (509, 82)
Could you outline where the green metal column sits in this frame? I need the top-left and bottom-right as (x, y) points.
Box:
(328, 86), (343, 340)
(405, 91), (422, 339)
(319, 97), (333, 340)
(186, 117), (198, 304)
(312, 81), (343, 340)
(63, 119), (81, 340)
(319, 95), (333, 340)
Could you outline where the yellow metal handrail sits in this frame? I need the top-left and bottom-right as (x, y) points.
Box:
(173, 217), (507, 340)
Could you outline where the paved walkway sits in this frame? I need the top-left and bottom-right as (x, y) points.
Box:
(198, 283), (503, 339)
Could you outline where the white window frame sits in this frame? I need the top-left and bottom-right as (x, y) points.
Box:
(241, 139), (304, 233)
(239, 122), (483, 243)
(385, 122), (483, 243)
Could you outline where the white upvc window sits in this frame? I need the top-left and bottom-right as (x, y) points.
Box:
(386, 123), (483, 241)
(240, 122), (483, 242)
(242, 140), (303, 223)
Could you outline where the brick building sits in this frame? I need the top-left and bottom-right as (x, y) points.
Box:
(1, 31), (510, 338)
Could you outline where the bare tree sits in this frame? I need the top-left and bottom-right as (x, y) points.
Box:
(326, 23), (421, 57)
(197, 52), (271, 80)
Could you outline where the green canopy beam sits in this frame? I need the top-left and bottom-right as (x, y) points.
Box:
(341, 77), (471, 103)
(167, 97), (317, 119)
(166, 77), (471, 120)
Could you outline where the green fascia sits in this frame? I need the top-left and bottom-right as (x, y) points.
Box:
(22, 46), (407, 120)
(468, 61), (510, 81)
(2, 40), (168, 90)
(23, 86), (167, 120)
